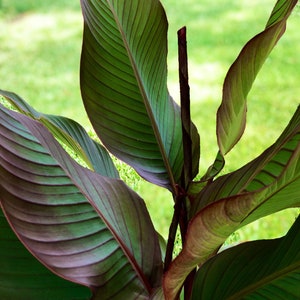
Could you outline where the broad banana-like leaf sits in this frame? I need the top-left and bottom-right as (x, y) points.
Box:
(0, 210), (92, 299)
(0, 103), (162, 298)
(80, 0), (190, 191)
(191, 215), (300, 300)
(164, 131), (300, 298)
(217, 0), (298, 155)
(0, 90), (119, 178)
(192, 105), (300, 215)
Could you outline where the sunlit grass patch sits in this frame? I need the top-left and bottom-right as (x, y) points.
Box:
(0, 10), (87, 127)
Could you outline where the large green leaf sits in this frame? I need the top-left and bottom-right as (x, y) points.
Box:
(0, 90), (119, 178)
(191, 215), (300, 300)
(0, 210), (91, 299)
(217, 0), (298, 155)
(80, 0), (188, 191)
(0, 103), (162, 298)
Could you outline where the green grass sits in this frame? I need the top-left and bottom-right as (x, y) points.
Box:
(1, 1), (299, 241)
(0, 1), (88, 127)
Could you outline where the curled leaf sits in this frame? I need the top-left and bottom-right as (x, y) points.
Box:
(217, 0), (298, 155)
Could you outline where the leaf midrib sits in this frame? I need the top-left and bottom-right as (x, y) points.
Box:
(106, 0), (177, 193)
(227, 262), (300, 300)
(11, 109), (153, 295)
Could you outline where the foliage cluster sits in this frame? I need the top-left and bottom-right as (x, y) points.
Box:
(1, 0), (300, 299)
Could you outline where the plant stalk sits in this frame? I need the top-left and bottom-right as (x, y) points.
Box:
(164, 27), (195, 299)
(164, 27), (191, 274)
(178, 26), (196, 300)
(178, 26), (192, 186)
(164, 187), (185, 272)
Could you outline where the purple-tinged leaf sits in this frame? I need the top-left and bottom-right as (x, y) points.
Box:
(217, 0), (298, 155)
(0, 103), (162, 298)
(0, 90), (119, 178)
(0, 210), (91, 299)
(192, 105), (300, 215)
(164, 192), (256, 299)
(165, 107), (300, 297)
(80, 0), (189, 192)
(191, 216), (300, 299)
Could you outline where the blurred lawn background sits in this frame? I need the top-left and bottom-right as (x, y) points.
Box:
(1, 0), (299, 241)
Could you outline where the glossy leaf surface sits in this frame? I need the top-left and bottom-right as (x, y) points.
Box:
(0, 103), (162, 298)
(217, 0), (298, 154)
(192, 105), (300, 218)
(165, 107), (300, 298)
(191, 216), (300, 300)
(165, 105), (300, 298)
(0, 210), (91, 299)
(80, 0), (190, 191)
(0, 90), (119, 178)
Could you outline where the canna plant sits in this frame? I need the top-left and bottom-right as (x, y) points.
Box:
(1, 0), (300, 299)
